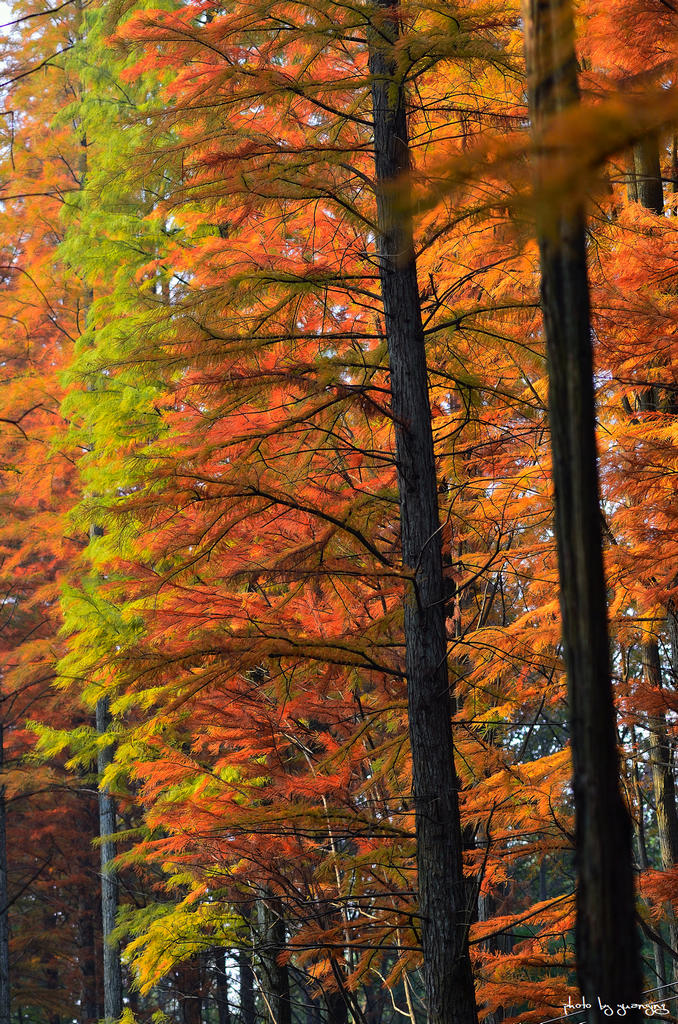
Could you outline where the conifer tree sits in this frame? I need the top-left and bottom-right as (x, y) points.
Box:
(367, 2), (477, 1021)
(522, 0), (643, 1012)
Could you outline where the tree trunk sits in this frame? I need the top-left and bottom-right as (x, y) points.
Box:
(642, 640), (678, 987)
(364, 980), (386, 1024)
(256, 900), (291, 1024)
(77, 889), (99, 1024)
(214, 949), (232, 1024)
(630, 725), (667, 987)
(522, 0), (643, 1015)
(177, 959), (203, 1024)
(288, 967), (322, 1024)
(367, 7), (478, 1024)
(669, 603), (678, 688)
(0, 719), (10, 1024)
(634, 135), (664, 214)
(239, 946), (256, 1024)
(627, 132), (678, 984)
(96, 696), (123, 1021)
(324, 989), (348, 1024)
(625, 154), (639, 204)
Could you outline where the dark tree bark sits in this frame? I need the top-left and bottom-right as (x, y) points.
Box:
(45, 919), (62, 1024)
(366, 6), (478, 1024)
(634, 135), (664, 214)
(522, 0), (643, 1016)
(214, 949), (232, 1024)
(256, 900), (291, 1024)
(288, 967), (322, 1024)
(669, 603), (678, 687)
(626, 133), (678, 982)
(630, 725), (667, 987)
(96, 696), (123, 1021)
(0, 719), (10, 1024)
(324, 989), (348, 1024)
(642, 642), (678, 987)
(304, 991), (322, 1024)
(177, 959), (203, 1024)
(77, 889), (99, 1024)
(625, 154), (639, 204)
(239, 946), (256, 1024)
(364, 981), (386, 1024)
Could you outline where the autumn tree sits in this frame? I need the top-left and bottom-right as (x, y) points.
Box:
(522, 0), (645, 1013)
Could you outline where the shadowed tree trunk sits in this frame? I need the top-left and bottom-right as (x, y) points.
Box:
(0, 718), (10, 1024)
(239, 945), (256, 1024)
(96, 695), (123, 1021)
(214, 948), (232, 1024)
(256, 900), (291, 1024)
(177, 958), (203, 1024)
(366, 4), (478, 1024)
(77, 889), (99, 1024)
(634, 135), (664, 214)
(669, 603), (678, 688)
(626, 132), (678, 985)
(642, 640), (678, 989)
(324, 990), (348, 1024)
(521, 0), (643, 1016)
(630, 724), (667, 987)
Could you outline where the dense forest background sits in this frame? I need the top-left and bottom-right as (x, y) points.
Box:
(1, 1), (678, 1023)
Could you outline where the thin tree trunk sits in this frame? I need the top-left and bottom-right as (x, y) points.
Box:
(77, 889), (99, 1024)
(625, 154), (639, 203)
(627, 133), (678, 985)
(642, 641), (678, 987)
(239, 946), (256, 1024)
(305, 994), (321, 1024)
(0, 719), (10, 1024)
(45, 915), (62, 1024)
(669, 602), (678, 687)
(177, 959), (203, 1024)
(367, 7), (478, 1024)
(522, 0), (643, 1015)
(324, 989), (348, 1024)
(630, 725), (667, 987)
(256, 900), (291, 1024)
(364, 980), (386, 1024)
(96, 696), (123, 1021)
(214, 949), (232, 1024)
(289, 967), (322, 1024)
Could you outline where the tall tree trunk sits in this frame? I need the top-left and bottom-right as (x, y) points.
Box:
(0, 719), (10, 1024)
(239, 946), (256, 1024)
(288, 967), (322, 1024)
(77, 889), (99, 1024)
(367, 7), (478, 1024)
(522, 0), (643, 1015)
(634, 135), (664, 214)
(630, 725), (667, 986)
(44, 914), (62, 1024)
(324, 989), (348, 1024)
(625, 154), (639, 204)
(642, 641), (678, 986)
(627, 133), (678, 982)
(256, 900), (291, 1024)
(364, 980), (386, 1024)
(669, 602), (678, 688)
(214, 949), (232, 1024)
(96, 696), (123, 1021)
(177, 959), (203, 1024)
